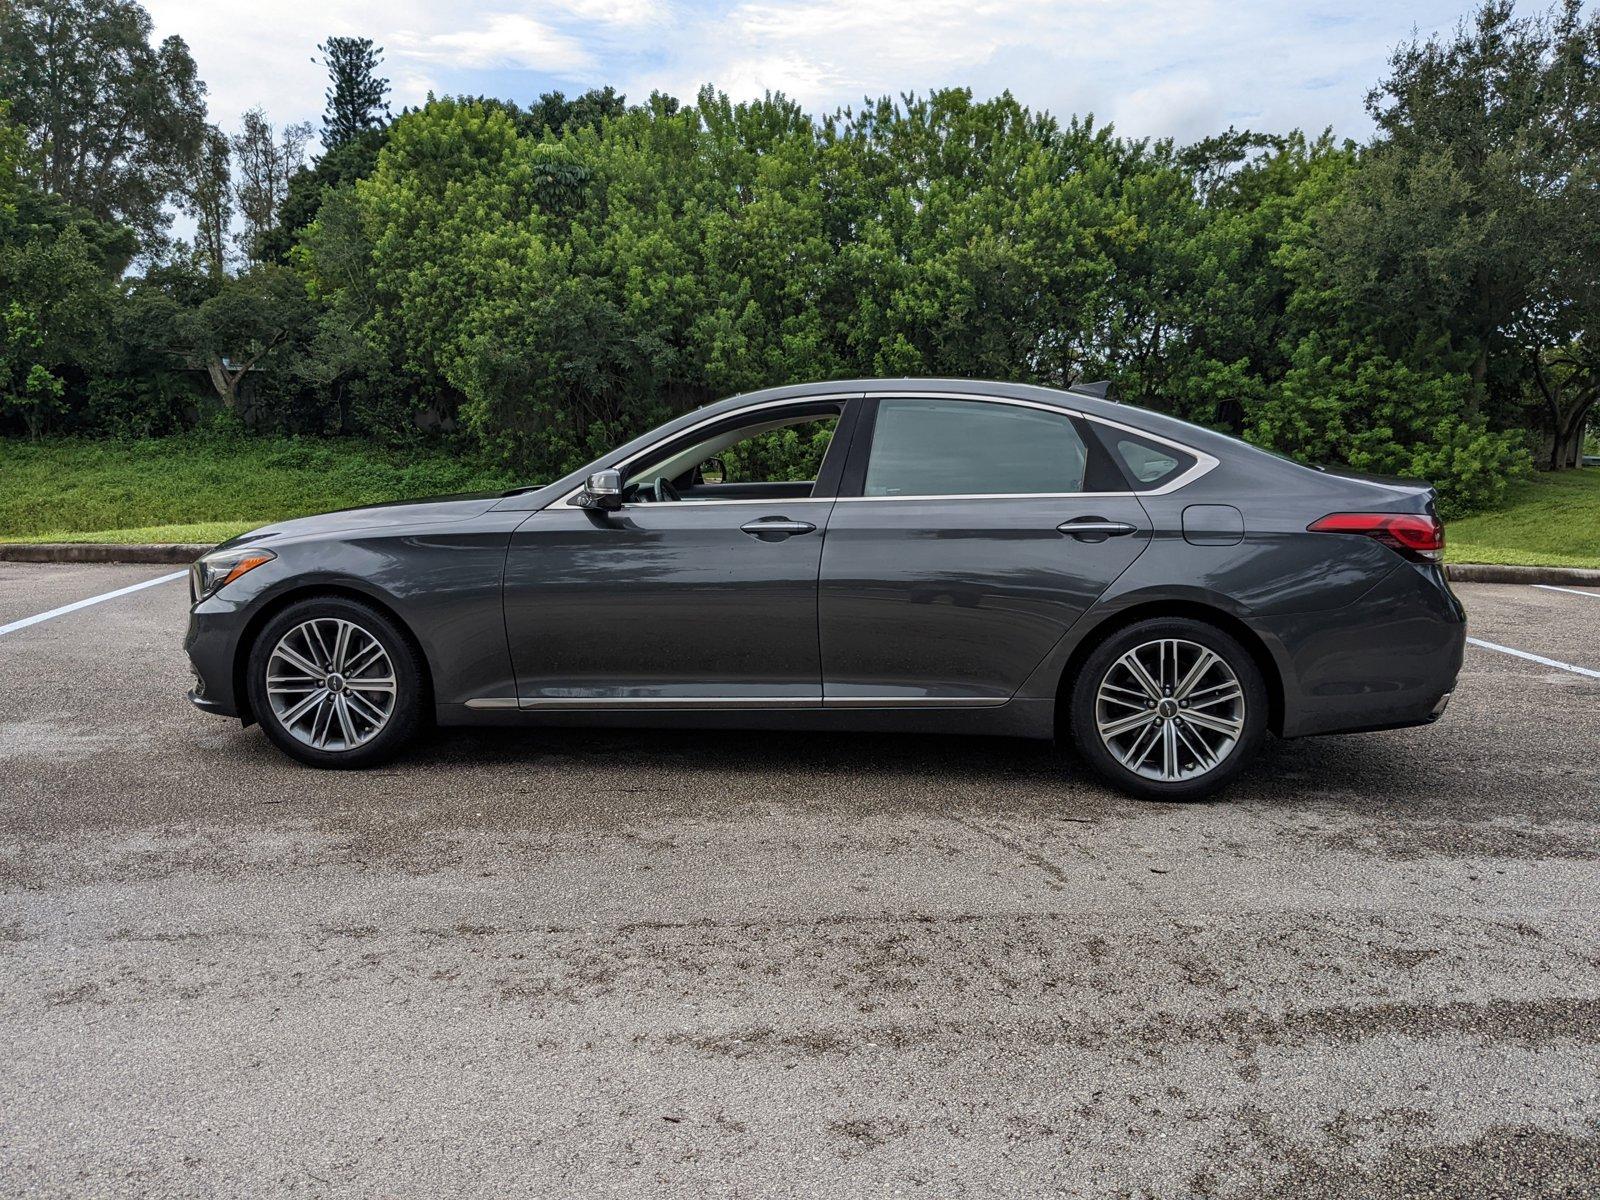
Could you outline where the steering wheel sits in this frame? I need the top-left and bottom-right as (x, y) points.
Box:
(651, 477), (681, 503)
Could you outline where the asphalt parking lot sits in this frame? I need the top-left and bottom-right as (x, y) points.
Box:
(1, 563), (1597, 1198)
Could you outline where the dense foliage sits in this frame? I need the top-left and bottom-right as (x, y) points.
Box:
(3, 0), (1597, 518)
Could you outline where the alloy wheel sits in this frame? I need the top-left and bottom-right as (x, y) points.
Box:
(265, 618), (398, 751)
(1094, 638), (1245, 782)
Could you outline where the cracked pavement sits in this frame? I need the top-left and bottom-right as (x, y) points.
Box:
(1, 563), (1597, 1196)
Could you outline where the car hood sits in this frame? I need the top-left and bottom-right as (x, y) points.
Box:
(217, 493), (505, 549)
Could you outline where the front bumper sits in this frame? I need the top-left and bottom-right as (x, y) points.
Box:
(187, 687), (234, 717)
(184, 594), (252, 720)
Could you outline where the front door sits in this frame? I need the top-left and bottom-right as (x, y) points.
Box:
(819, 395), (1151, 704)
(502, 401), (853, 707)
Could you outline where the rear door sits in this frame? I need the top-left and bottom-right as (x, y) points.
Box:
(818, 394), (1150, 705)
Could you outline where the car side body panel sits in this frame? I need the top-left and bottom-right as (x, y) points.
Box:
(184, 377), (1466, 748)
(185, 505), (524, 722)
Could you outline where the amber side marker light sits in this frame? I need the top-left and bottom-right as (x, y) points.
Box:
(1308, 512), (1444, 563)
(219, 553), (273, 587)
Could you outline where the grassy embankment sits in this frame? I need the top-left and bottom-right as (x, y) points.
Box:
(1445, 468), (1600, 569)
(0, 435), (518, 546)
(2, 436), (1597, 567)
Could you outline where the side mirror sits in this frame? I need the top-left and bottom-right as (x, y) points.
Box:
(578, 469), (624, 512)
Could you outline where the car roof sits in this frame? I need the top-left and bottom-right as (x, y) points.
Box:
(716, 377), (1117, 418)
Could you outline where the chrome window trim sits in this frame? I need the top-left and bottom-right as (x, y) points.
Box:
(544, 388), (1218, 511)
(548, 393), (864, 510)
(859, 391), (1218, 499)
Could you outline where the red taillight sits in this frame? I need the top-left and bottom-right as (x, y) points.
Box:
(1308, 512), (1444, 562)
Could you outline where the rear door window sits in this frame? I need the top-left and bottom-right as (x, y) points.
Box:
(863, 398), (1088, 497)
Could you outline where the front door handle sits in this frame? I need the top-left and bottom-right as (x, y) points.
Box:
(1057, 517), (1138, 542)
(740, 517), (817, 541)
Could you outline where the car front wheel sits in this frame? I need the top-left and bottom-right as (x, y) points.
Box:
(246, 596), (425, 769)
(1068, 617), (1267, 801)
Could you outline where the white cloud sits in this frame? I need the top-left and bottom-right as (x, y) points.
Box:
(141, 0), (1476, 147)
(393, 14), (596, 72)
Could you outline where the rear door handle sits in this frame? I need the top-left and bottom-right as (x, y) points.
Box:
(1057, 517), (1138, 542)
(740, 517), (817, 541)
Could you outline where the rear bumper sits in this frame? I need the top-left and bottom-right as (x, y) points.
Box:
(1263, 562), (1466, 738)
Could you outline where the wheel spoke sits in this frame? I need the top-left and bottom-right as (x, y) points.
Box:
(333, 694), (358, 747)
(344, 640), (385, 677)
(312, 694), (336, 748)
(1117, 718), (1162, 770)
(1161, 720), (1178, 779)
(344, 676), (395, 693)
(1174, 649), (1218, 699)
(345, 688), (387, 725)
(1181, 708), (1243, 739)
(1099, 708), (1158, 739)
(1173, 719), (1215, 769)
(1120, 651), (1163, 700)
(304, 622), (333, 671)
(1187, 685), (1243, 710)
(331, 621), (353, 673)
(1099, 682), (1149, 706)
(280, 687), (326, 727)
(273, 643), (324, 681)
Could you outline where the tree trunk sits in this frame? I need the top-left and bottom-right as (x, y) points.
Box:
(1468, 344), (1488, 421)
(204, 358), (242, 409)
(1553, 400), (1594, 469)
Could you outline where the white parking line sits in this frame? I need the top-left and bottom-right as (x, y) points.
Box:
(1533, 583), (1600, 601)
(1466, 636), (1600, 679)
(0, 570), (187, 637)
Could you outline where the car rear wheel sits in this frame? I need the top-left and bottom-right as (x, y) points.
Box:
(1068, 617), (1267, 801)
(246, 596), (425, 769)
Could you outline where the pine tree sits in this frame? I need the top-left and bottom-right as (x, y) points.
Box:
(316, 36), (389, 151)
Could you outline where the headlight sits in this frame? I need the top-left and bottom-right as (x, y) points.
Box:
(191, 546), (276, 599)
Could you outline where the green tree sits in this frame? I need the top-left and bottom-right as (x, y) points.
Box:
(0, 0), (206, 252)
(316, 36), (389, 151)
(1322, 0), (1600, 452)
(183, 125), (233, 279)
(232, 107), (314, 262)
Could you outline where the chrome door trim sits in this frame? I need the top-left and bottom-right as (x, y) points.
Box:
(821, 696), (1006, 709)
(549, 393), (865, 509)
(519, 695), (822, 710)
(465, 694), (1006, 711)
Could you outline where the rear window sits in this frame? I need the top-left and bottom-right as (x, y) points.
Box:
(1111, 432), (1196, 491)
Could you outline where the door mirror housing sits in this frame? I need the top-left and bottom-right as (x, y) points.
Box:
(577, 469), (624, 511)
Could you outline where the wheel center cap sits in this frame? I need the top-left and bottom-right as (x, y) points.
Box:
(1157, 698), (1179, 718)
(327, 673), (346, 693)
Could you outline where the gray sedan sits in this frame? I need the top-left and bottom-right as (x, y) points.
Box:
(184, 379), (1465, 799)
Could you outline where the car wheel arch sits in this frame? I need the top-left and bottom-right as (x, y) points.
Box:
(1052, 598), (1286, 739)
(231, 584), (435, 727)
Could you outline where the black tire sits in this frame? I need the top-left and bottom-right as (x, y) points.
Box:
(246, 595), (426, 769)
(1067, 617), (1267, 802)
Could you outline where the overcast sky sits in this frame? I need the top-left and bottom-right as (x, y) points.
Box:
(144, 0), (1484, 148)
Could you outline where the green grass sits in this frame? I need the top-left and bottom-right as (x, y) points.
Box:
(0, 434), (521, 547)
(1446, 468), (1600, 569)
